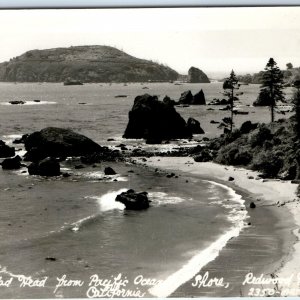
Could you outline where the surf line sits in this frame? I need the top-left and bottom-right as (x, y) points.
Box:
(149, 181), (248, 298)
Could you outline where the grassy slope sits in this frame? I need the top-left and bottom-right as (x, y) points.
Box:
(0, 45), (179, 83)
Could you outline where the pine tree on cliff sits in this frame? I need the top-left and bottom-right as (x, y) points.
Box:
(293, 80), (300, 140)
(259, 58), (285, 122)
(292, 80), (300, 179)
(223, 70), (239, 133)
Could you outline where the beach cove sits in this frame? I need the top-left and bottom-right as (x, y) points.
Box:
(137, 157), (299, 296)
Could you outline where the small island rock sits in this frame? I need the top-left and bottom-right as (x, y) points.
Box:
(188, 67), (210, 83)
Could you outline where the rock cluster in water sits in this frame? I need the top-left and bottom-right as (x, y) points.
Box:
(178, 89), (206, 105)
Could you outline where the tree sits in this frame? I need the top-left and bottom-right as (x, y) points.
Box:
(286, 62), (293, 70)
(223, 70), (239, 133)
(293, 80), (300, 139)
(292, 80), (300, 179)
(258, 58), (285, 122)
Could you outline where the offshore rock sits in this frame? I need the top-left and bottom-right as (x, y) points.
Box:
(123, 94), (192, 140)
(115, 189), (150, 210)
(187, 67), (210, 83)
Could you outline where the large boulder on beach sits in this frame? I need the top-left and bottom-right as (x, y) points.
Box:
(2, 155), (21, 169)
(187, 67), (210, 83)
(0, 141), (15, 158)
(24, 127), (102, 161)
(28, 157), (60, 176)
(115, 189), (150, 210)
(187, 118), (205, 134)
(193, 89), (206, 105)
(123, 94), (192, 140)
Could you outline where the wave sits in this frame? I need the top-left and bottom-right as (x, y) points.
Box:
(149, 180), (248, 298)
(85, 188), (127, 212)
(148, 192), (187, 206)
(70, 189), (127, 231)
(74, 170), (128, 182)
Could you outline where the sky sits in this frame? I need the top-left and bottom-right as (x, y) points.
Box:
(0, 7), (299, 78)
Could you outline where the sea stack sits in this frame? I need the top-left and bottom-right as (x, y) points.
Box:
(123, 94), (192, 141)
(188, 67), (210, 83)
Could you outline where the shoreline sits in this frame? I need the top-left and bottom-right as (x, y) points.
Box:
(133, 156), (298, 297)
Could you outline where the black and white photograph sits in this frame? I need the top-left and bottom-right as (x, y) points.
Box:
(0, 5), (300, 298)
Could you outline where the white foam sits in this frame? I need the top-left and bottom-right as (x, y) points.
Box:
(86, 188), (127, 212)
(2, 134), (22, 145)
(148, 192), (187, 206)
(149, 180), (248, 298)
(78, 171), (128, 182)
(71, 215), (96, 232)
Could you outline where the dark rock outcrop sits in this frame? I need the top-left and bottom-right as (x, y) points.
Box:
(178, 91), (193, 104)
(115, 189), (150, 210)
(9, 100), (25, 105)
(208, 98), (230, 105)
(28, 157), (60, 176)
(0, 141), (15, 158)
(2, 155), (21, 169)
(123, 94), (192, 140)
(193, 89), (206, 105)
(104, 167), (117, 175)
(64, 80), (83, 86)
(163, 95), (176, 106)
(240, 121), (258, 134)
(24, 127), (102, 161)
(13, 134), (29, 144)
(187, 118), (205, 134)
(187, 67), (210, 83)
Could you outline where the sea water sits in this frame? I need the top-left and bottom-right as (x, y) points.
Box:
(0, 82), (288, 297)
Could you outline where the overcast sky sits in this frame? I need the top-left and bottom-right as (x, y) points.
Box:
(0, 7), (299, 78)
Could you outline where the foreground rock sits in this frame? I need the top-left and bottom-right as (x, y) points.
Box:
(115, 189), (150, 210)
(24, 127), (102, 161)
(0, 141), (15, 158)
(2, 156), (21, 169)
(187, 118), (205, 134)
(187, 67), (210, 83)
(123, 94), (192, 141)
(28, 157), (60, 176)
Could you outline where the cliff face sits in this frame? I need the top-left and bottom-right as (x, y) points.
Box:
(187, 67), (210, 83)
(0, 46), (179, 83)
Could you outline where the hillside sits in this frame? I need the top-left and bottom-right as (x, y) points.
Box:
(237, 67), (300, 86)
(0, 45), (179, 83)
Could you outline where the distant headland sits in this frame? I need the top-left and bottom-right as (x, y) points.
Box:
(0, 45), (210, 83)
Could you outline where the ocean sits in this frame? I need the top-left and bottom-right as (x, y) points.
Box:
(0, 82), (293, 297)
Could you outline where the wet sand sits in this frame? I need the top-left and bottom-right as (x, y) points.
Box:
(138, 157), (297, 297)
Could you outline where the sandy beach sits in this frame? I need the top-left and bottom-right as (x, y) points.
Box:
(134, 156), (299, 296)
